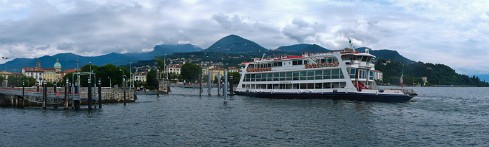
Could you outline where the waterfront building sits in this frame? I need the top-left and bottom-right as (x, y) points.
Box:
(168, 64), (182, 75)
(22, 59), (67, 84)
(134, 71), (147, 82)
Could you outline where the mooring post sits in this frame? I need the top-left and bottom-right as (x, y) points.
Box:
(53, 82), (58, 109)
(217, 72), (221, 96)
(88, 77), (92, 110)
(42, 82), (47, 109)
(64, 80), (69, 109)
(229, 76), (234, 96)
(22, 81), (25, 108)
(123, 87), (126, 106)
(207, 71), (211, 96)
(224, 70), (228, 99)
(156, 69), (159, 97)
(98, 78), (102, 109)
(199, 72), (203, 96)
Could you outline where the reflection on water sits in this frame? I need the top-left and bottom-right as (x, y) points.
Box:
(0, 87), (488, 146)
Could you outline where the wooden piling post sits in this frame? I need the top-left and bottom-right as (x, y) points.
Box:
(123, 88), (126, 106)
(98, 78), (102, 109)
(42, 82), (47, 109)
(229, 76), (234, 96)
(217, 72), (221, 96)
(224, 70), (228, 99)
(53, 82), (57, 109)
(208, 71), (211, 96)
(64, 80), (69, 109)
(88, 77), (92, 110)
(22, 81), (25, 108)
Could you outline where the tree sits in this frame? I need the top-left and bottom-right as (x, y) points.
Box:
(228, 72), (241, 84)
(6, 75), (36, 87)
(180, 63), (202, 83)
(145, 70), (158, 90)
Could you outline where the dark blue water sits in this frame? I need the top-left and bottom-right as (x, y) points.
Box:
(1, 87), (488, 146)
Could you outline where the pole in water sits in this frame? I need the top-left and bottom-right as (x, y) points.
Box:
(42, 82), (47, 109)
(229, 76), (234, 96)
(123, 88), (126, 106)
(22, 81), (25, 108)
(156, 69), (159, 97)
(207, 71), (211, 96)
(98, 78), (102, 109)
(64, 80), (69, 109)
(88, 76), (92, 110)
(199, 71), (203, 96)
(217, 72), (221, 96)
(224, 70), (228, 99)
(53, 82), (57, 109)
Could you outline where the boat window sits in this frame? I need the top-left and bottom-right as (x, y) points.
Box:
(323, 83), (331, 89)
(286, 84), (292, 89)
(331, 69), (340, 79)
(293, 84), (299, 89)
(315, 70), (323, 80)
(307, 83), (314, 89)
(369, 71), (374, 80)
(340, 82), (346, 88)
(300, 83), (307, 89)
(293, 72), (299, 80)
(323, 69), (331, 79)
(300, 71), (307, 80)
(350, 68), (356, 78)
(286, 72), (293, 81)
(315, 83), (322, 89)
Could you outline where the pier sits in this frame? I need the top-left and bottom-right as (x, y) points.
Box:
(0, 86), (136, 108)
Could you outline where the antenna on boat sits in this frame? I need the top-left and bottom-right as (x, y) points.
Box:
(261, 53), (266, 59)
(348, 38), (355, 51)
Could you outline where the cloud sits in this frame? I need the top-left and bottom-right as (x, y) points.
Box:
(0, 0), (488, 74)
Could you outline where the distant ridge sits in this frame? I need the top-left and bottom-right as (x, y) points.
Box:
(356, 47), (414, 64)
(0, 44), (202, 72)
(276, 44), (329, 53)
(205, 34), (268, 54)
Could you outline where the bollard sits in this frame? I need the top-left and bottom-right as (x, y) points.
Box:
(98, 79), (102, 109)
(88, 77), (92, 110)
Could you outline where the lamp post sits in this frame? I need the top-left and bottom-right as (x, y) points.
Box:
(119, 69), (124, 87)
(108, 77), (111, 88)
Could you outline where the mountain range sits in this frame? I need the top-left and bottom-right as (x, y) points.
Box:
(0, 34), (424, 73)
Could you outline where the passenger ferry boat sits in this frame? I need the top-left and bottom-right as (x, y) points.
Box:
(235, 47), (417, 102)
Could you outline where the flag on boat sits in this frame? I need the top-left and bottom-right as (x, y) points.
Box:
(400, 74), (404, 87)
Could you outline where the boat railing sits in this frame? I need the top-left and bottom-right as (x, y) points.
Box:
(246, 67), (272, 72)
(304, 62), (339, 69)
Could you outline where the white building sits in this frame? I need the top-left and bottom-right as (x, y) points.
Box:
(168, 64), (182, 75)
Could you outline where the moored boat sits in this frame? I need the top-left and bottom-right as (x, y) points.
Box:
(235, 47), (417, 102)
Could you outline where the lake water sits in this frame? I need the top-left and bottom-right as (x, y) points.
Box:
(1, 87), (488, 146)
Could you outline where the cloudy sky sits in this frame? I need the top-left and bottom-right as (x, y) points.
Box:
(1, 0), (488, 74)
